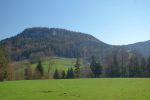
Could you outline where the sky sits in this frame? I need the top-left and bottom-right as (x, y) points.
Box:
(0, 0), (150, 45)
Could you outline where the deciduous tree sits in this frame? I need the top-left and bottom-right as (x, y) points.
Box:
(0, 45), (9, 81)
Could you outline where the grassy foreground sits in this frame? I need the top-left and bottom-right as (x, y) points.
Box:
(0, 78), (150, 100)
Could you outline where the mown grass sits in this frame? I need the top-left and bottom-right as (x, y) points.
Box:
(0, 78), (150, 100)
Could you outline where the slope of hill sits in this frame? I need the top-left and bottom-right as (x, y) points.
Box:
(31, 57), (77, 72)
(125, 40), (150, 57)
(1, 27), (150, 62)
(1, 27), (113, 61)
(12, 57), (78, 80)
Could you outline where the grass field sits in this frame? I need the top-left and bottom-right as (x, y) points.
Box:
(15, 57), (78, 78)
(0, 78), (150, 100)
(31, 57), (77, 72)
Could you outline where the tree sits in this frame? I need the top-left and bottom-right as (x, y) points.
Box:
(7, 64), (15, 81)
(147, 56), (150, 77)
(140, 58), (148, 77)
(90, 56), (102, 78)
(105, 52), (121, 77)
(70, 68), (74, 78)
(46, 56), (54, 79)
(118, 48), (129, 77)
(34, 61), (44, 79)
(128, 56), (140, 77)
(74, 57), (81, 78)
(24, 64), (32, 80)
(66, 68), (74, 79)
(61, 70), (66, 79)
(53, 69), (59, 79)
(111, 54), (120, 77)
(80, 60), (93, 78)
(128, 56), (134, 77)
(0, 45), (9, 81)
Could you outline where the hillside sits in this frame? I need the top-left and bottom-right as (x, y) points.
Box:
(1, 27), (150, 62)
(125, 40), (150, 57)
(1, 27), (113, 61)
(12, 57), (80, 80)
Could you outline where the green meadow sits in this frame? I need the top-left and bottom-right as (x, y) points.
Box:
(31, 57), (77, 72)
(15, 57), (77, 77)
(0, 78), (150, 100)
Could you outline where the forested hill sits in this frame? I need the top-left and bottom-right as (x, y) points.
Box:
(125, 40), (150, 57)
(0, 27), (113, 61)
(1, 27), (150, 62)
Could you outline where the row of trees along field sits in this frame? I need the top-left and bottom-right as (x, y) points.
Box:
(53, 54), (150, 79)
(1, 45), (150, 81)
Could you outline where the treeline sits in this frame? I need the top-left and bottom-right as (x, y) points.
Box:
(103, 49), (150, 78)
(1, 45), (150, 81)
(51, 49), (150, 79)
(105, 55), (150, 78)
(52, 55), (150, 79)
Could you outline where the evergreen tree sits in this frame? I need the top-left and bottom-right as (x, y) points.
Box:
(128, 56), (140, 77)
(128, 56), (134, 77)
(106, 54), (120, 77)
(140, 58), (147, 77)
(53, 69), (59, 79)
(90, 56), (102, 78)
(66, 68), (74, 79)
(111, 55), (120, 77)
(74, 57), (80, 78)
(95, 62), (102, 77)
(119, 48), (129, 77)
(0, 45), (9, 81)
(35, 61), (44, 78)
(61, 70), (66, 79)
(133, 57), (140, 77)
(70, 67), (74, 78)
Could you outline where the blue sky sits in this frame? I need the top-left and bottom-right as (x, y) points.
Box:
(0, 0), (150, 45)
